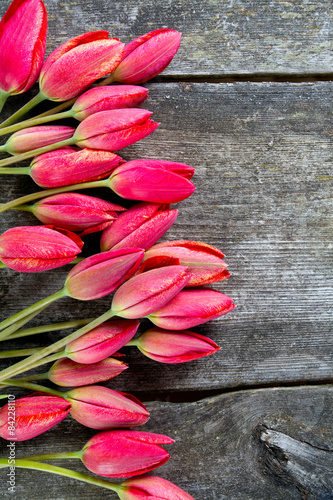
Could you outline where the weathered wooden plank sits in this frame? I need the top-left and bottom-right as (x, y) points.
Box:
(1, 386), (332, 499)
(1, 82), (332, 391)
(1, 0), (332, 78)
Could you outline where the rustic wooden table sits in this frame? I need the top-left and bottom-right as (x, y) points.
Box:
(0, 0), (332, 498)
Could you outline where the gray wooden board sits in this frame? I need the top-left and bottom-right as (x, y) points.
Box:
(1, 0), (333, 78)
(0, 82), (332, 391)
(0, 386), (332, 499)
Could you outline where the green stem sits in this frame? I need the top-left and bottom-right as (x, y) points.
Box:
(0, 288), (66, 338)
(0, 91), (9, 114)
(24, 451), (82, 461)
(0, 262), (6, 268)
(0, 379), (65, 398)
(0, 302), (52, 339)
(0, 459), (121, 494)
(19, 351), (65, 373)
(0, 92), (46, 128)
(8, 372), (50, 382)
(5, 318), (94, 340)
(126, 339), (138, 347)
(0, 348), (44, 359)
(0, 166), (30, 175)
(0, 309), (115, 382)
(0, 136), (75, 166)
(0, 178), (108, 213)
(33, 98), (77, 120)
(0, 110), (74, 137)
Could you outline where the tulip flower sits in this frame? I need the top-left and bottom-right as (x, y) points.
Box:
(100, 201), (178, 252)
(0, 225), (83, 273)
(148, 288), (235, 330)
(107, 29), (182, 84)
(141, 240), (230, 286)
(17, 192), (125, 235)
(0, 109), (159, 168)
(118, 475), (195, 500)
(0, 125), (75, 155)
(132, 327), (220, 363)
(0, 0), (47, 110)
(47, 357), (128, 387)
(67, 386), (149, 429)
(111, 265), (190, 319)
(30, 147), (125, 188)
(0, 395), (70, 441)
(108, 159), (196, 203)
(65, 319), (140, 364)
(81, 430), (174, 477)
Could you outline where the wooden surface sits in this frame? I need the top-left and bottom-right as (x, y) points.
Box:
(0, 0), (332, 499)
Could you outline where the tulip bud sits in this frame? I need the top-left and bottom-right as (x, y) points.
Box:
(135, 327), (220, 363)
(142, 240), (230, 286)
(30, 147), (125, 188)
(148, 288), (236, 330)
(64, 247), (144, 300)
(67, 386), (149, 429)
(111, 29), (182, 84)
(65, 319), (140, 364)
(0, 0), (47, 96)
(118, 475), (195, 500)
(108, 159), (196, 203)
(0, 395), (70, 441)
(47, 357), (127, 387)
(2, 125), (75, 155)
(100, 202), (178, 252)
(111, 265), (190, 319)
(71, 85), (149, 121)
(73, 109), (159, 152)
(81, 430), (174, 477)
(0, 225), (83, 272)
(29, 192), (125, 235)
(39, 32), (124, 101)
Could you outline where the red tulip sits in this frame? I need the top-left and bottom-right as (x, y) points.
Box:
(111, 265), (190, 319)
(108, 159), (196, 203)
(73, 108), (159, 151)
(64, 247), (144, 300)
(148, 288), (235, 330)
(100, 202), (178, 252)
(48, 357), (127, 387)
(118, 475), (195, 500)
(135, 327), (220, 363)
(67, 386), (149, 430)
(0, 225), (83, 272)
(39, 31), (124, 101)
(81, 430), (174, 477)
(30, 147), (125, 188)
(142, 240), (229, 286)
(0, 0), (47, 96)
(65, 319), (140, 364)
(110, 29), (182, 84)
(71, 85), (149, 121)
(29, 192), (125, 235)
(0, 395), (70, 441)
(1, 125), (75, 155)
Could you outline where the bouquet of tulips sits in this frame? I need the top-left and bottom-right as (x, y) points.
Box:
(0, 0), (235, 498)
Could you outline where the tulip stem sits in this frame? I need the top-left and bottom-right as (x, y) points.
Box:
(0, 288), (67, 339)
(24, 451), (82, 461)
(0, 91), (9, 114)
(0, 179), (108, 213)
(33, 98), (77, 120)
(4, 318), (94, 340)
(0, 348), (44, 359)
(0, 309), (115, 382)
(0, 92), (46, 128)
(0, 136), (75, 166)
(0, 110), (74, 137)
(0, 379), (65, 398)
(0, 302), (55, 340)
(0, 166), (30, 175)
(0, 459), (121, 493)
